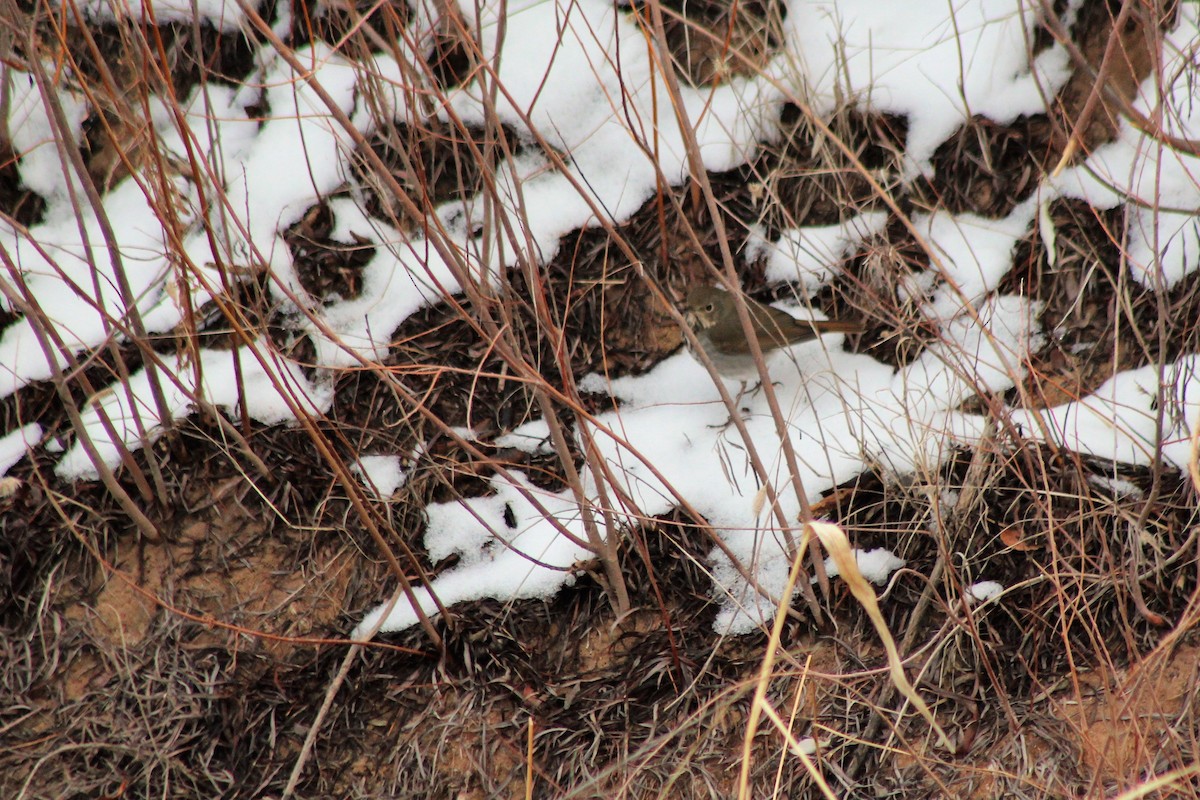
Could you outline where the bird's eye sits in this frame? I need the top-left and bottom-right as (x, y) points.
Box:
(704, 303), (714, 312)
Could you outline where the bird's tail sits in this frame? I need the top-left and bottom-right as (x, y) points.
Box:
(811, 319), (863, 336)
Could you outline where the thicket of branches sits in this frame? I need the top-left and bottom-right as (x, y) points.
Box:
(4, 0), (1200, 797)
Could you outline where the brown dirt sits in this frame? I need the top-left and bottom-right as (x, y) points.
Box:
(1050, 642), (1200, 793)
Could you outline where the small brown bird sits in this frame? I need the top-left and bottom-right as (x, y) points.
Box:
(684, 286), (861, 382)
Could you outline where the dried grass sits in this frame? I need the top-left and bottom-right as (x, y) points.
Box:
(3, 0), (1200, 798)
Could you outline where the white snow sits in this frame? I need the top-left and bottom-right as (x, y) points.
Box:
(5, 0), (1200, 637)
(356, 471), (588, 635)
(920, 201), (1038, 320)
(3, 67), (89, 209)
(64, 0), (258, 30)
(358, 280), (1040, 634)
(55, 342), (334, 481)
(968, 581), (1004, 603)
(824, 547), (906, 585)
(780, 0), (1075, 173)
(1011, 356), (1200, 470)
(494, 420), (555, 455)
(353, 455), (408, 498)
(1051, 5), (1200, 290)
(1087, 474), (1144, 499)
(749, 212), (889, 291)
(0, 423), (42, 476)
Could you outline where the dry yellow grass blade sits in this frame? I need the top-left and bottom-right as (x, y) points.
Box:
(808, 521), (955, 753)
(737, 520), (828, 800)
(1112, 763), (1200, 800)
(757, 701), (832, 798)
(737, 521), (954, 800)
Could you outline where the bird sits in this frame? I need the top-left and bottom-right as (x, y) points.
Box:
(683, 286), (861, 386)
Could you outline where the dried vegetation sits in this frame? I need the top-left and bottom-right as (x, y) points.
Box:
(4, 0), (1200, 798)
